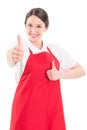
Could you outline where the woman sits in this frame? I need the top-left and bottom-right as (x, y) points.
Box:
(7, 7), (85, 130)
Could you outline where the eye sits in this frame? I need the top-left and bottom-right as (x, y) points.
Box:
(37, 25), (42, 28)
(26, 24), (32, 28)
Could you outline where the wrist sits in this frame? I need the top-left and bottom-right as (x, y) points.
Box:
(59, 71), (64, 79)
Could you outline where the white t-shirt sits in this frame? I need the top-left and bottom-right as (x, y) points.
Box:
(8, 40), (77, 83)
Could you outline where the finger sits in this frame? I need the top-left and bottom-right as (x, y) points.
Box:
(46, 70), (53, 80)
(17, 34), (22, 47)
(52, 60), (56, 69)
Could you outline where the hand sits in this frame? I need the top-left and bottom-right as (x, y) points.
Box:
(12, 35), (24, 64)
(46, 60), (59, 81)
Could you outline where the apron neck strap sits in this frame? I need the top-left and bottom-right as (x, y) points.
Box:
(29, 48), (33, 55)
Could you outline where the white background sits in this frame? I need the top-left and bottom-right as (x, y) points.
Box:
(0, 0), (87, 130)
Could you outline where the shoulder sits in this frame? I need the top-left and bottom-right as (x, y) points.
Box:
(47, 43), (64, 54)
(47, 43), (63, 49)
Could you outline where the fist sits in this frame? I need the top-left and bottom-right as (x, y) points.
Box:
(46, 60), (59, 81)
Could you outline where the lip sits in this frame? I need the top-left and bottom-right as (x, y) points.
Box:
(30, 34), (37, 38)
(31, 36), (36, 38)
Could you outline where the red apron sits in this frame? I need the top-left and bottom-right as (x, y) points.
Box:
(10, 47), (66, 130)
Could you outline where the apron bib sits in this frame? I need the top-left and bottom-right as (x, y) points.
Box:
(10, 47), (66, 130)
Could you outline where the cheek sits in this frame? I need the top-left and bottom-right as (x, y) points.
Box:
(25, 28), (29, 33)
(39, 29), (46, 35)
(26, 29), (31, 35)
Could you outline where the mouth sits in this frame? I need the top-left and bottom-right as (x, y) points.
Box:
(31, 35), (37, 38)
(30, 34), (38, 39)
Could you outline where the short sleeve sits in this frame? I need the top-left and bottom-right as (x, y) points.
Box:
(48, 44), (77, 70)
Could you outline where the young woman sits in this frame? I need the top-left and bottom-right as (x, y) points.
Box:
(7, 7), (86, 130)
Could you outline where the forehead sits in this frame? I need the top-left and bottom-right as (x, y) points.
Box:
(26, 15), (44, 25)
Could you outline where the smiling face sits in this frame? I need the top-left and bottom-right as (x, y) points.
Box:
(25, 15), (48, 48)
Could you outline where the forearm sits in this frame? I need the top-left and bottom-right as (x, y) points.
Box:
(59, 64), (86, 79)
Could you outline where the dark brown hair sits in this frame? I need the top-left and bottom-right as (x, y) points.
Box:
(24, 8), (49, 27)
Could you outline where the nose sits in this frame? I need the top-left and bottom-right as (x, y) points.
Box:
(31, 27), (37, 33)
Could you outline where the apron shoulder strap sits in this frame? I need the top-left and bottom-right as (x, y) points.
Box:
(47, 47), (52, 54)
(29, 48), (33, 55)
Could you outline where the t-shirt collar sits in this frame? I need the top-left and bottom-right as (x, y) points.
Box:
(26, 40), (48, 53)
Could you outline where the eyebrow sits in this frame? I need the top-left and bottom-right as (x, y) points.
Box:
(37, 24), (43, 26)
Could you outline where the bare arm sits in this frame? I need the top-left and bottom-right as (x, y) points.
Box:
(59, 63), (86, 79)
(46, 61), (86, 80)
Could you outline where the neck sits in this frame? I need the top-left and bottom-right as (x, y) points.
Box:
(32, 40), (43, 49)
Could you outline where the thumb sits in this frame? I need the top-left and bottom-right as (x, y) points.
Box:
(52, 60), (56, 69)
(17, 34), (22, 47)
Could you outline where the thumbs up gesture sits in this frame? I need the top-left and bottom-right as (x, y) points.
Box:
(12, 35), (24, 64)
(46, 60), (60, 80)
